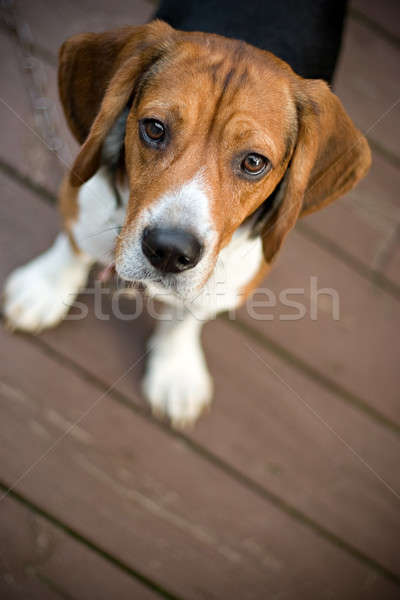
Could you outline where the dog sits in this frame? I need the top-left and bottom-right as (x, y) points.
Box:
(3, 1), (371, 427)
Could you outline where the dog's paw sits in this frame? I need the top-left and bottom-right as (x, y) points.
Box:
(142, 345), (213, 428)
(3, 263), (87, 333)
(2, 236), (91, 333)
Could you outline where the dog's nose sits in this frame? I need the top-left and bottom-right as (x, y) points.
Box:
(142, 227), (203, 274)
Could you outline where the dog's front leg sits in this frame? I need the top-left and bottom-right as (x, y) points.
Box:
(143, 305), (213, 428)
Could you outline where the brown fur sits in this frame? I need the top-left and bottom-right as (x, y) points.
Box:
(58, 174), (81, 254)
(57, 20), (371, 299)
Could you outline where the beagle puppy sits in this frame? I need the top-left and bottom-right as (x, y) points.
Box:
(3, 18), (371, 427)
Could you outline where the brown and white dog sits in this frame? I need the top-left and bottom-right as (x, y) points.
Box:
(3, 20), (371, 427)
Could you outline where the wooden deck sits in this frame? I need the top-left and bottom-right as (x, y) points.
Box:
(0, 1), (399, 598)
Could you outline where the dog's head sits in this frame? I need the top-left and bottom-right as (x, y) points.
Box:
(60, 20), (370, 298)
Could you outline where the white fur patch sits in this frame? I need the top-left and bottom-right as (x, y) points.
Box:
(3, 233), (92, 332)
(72, 166), (128, 264)
(189, 225), (263, 314)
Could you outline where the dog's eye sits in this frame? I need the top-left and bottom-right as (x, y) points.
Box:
(140, 119), (166, 144)
(241, 153), (269, 176)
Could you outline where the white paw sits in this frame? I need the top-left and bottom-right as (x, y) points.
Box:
(142, 345), (213, 428)
(2, 235), (91, 333)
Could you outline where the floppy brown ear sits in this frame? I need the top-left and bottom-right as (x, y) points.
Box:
(58, 20), (174, 186)
(261, 79), (371, 263)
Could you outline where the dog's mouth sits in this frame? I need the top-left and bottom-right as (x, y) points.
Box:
(99, 261), (181, 298)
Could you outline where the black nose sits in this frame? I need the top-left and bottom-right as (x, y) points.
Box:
(142, 227), (203, 274)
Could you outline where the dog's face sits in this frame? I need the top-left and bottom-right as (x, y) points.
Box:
(119, 40), (294, 296)
(60, 21), (370, 298)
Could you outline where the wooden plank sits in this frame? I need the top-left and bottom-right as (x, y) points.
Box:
(16, 0), (154, 56)
(1, 326), (399, 599)
(0, 576), (62, 600)
(301, 150), (400, 289)
(335, 18), (400, 159)
(0, 32), (65, 195)
(238, 231), (400, 425)
(351, 0), (400, 40)
(384, 245), (400, 285)
(0, 494), (161, 600)
(1, 174), (400, 579)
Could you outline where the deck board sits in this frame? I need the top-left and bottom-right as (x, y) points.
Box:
(302, 150), (400, 289)
(351, 0), (400, 40)
(238, 231), (400, 425)
(0, 493), (161, 600)
(0, 32), (65, 193)
(0, 327), (399, 599)
(336, 17), (400, 159)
